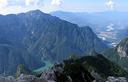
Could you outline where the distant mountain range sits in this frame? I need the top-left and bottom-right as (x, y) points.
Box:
(51, 11), (128, 47)
(0, 10), (108, 75)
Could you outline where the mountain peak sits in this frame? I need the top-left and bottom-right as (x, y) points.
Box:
(26, 10), (48, 16)
(27, 9), (43, 13)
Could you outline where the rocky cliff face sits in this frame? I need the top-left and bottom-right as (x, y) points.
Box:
(116, 38), (128, 57)
(103, 38), (128, 71)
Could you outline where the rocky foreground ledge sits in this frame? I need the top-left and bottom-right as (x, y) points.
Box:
(0, 74), (127, 82)
(0, 66), (127, 82)
(0, 55), (128, 82)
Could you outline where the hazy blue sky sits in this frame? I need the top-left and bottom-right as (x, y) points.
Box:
(0, 0), (127, 14)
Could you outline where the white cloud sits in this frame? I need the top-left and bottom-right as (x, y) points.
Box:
(25, 0), (44, 7)
(0, 6), (27, 14)
(0, 0), (44, 15)
(106, 0), (115, 10)
(51, 0), (63, 6)
(0, 0), (62, 14)
(0, 0), (8, 7)
(106, 23), (114, 31)
(25, 0), (37, 6)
